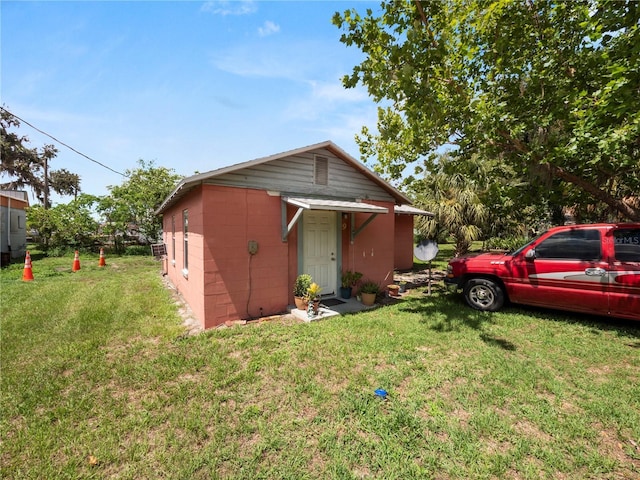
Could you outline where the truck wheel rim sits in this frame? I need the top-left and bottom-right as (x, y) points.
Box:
(469, 285), (494, 308)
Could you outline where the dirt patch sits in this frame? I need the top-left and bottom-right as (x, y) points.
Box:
(394, 268), (446, 288)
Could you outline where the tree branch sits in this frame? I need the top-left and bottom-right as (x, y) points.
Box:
(496, 130), (640, 221)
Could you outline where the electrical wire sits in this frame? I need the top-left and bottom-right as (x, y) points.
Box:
(0, 106), (127, 177)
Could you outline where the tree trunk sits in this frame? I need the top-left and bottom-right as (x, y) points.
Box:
(496, 130), (640, 222)
(541, 163), (640, 222)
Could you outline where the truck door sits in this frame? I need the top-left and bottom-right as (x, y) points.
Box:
(510, 227), (610, 316)
(607, 227), (640, 320)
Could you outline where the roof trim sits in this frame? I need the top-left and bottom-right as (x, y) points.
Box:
(394, 205), (434, 216)
(285, 197), (389, 214)
(156, 140), (411, 214)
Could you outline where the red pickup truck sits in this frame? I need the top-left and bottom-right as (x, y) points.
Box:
(445, 223), (640, 321)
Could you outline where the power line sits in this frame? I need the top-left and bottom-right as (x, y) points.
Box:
(0, 106), (127, 177)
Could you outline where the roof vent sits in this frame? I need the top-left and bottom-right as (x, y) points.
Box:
(314, 155), (328, 185)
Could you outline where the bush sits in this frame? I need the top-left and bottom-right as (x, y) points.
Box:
(45, 246), (71, 258)
(359, 280), (380, 294)
(293, 274), (313, 297)
(123, 245), (151, 256)
(485, 236), (530, 252)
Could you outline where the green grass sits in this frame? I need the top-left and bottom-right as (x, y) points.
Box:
(2, 253), (639, 479)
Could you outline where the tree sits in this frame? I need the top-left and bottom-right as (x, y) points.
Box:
(27, 194), (99, 250)
(333, 0), (640, 222)
(1, 107), (81, 207)
(1, 108), (47, 200)
(49, 169), (81, 200)
(412, 155), (488, 255)
(99, 159), (180, 245)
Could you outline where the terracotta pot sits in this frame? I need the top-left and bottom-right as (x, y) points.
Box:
(361, 292), (376, 306)
(387, 285), (400, 296)
(294, 296), (308, 310)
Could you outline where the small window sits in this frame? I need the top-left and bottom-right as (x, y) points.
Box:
(536, 229), (601, 261)
(10, 212), (19, 232)
(314, 155), (328, 185)
(171, 215), (176, 264)
(182, 210), (189, 275)
(614, 228), (640, 262)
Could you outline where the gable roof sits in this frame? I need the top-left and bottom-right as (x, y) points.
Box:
(0, 190), (29, 209)
(156, 140), (411, 214)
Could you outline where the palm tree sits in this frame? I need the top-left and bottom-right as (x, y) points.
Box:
(414, 167), (488, 257)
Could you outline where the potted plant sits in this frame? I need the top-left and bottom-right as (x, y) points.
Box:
(387, 284), (400, 296)
(340, 270), (363, 299)
(398, 281), (408, 293)
(293, 273), (312, 310)
(359, 280), (380, 306)
(307, 282), (323, 316)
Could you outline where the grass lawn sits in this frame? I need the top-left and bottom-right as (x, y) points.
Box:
(1, 252), (639, 479)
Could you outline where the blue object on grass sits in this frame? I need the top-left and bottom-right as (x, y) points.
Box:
(374, 389), (388, 399)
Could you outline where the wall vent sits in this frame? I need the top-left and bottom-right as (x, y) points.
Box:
(314, 155), (328, 185)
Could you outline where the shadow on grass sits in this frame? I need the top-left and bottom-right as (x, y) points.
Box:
(479, 332), (517, 350)
(508, 304), (640, 341)
(399, 287), (639, 344)
(398, 289), (495, 332)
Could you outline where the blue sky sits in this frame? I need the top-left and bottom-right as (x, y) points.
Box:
(1, 0), (382, 204)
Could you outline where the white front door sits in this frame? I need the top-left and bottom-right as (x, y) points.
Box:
(302, 210), (337, 296)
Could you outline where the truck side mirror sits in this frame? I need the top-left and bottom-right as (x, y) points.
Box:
(525, 249), (536, 261)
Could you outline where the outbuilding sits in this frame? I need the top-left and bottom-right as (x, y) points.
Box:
(156, 141), (430, 329)
(0, 190), (29, 267)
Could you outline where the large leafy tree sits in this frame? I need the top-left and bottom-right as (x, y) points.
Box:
(1, 108), (48, 200)
(1, 107), (81, 207)
(27, 194), (99, 249)
(333, 0), (640, 222)
(98, 159), (180, 245)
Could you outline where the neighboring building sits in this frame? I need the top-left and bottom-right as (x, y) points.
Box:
(0, 190), (29, 266)
(156, 141), (431, 329)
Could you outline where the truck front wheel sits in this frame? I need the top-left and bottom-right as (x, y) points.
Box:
(463, 278), (505, 312)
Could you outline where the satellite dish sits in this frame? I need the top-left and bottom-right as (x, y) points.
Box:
(413, 240), (438, 295)
(414, 240), (439, 262)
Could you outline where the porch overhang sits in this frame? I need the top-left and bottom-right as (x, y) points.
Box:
(281, 197), (388, 242)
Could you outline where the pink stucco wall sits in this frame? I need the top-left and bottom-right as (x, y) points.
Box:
(394, 214), (415, 270)
(163, 188), (206, 325)
(201, 186), (289, 328)
(164, 185), (289, 329)
(340, 200), (397, 290)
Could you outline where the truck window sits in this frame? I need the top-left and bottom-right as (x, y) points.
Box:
(535, 229), (601, 261)
(614, 228), (640, 262)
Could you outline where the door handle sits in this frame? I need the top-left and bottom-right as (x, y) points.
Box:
(585, 268), (606, 276)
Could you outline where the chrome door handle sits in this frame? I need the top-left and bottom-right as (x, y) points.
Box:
(585, 268), (606, 276)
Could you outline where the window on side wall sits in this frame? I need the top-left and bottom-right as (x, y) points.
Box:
(182, 209), (189, 277)
(171, 215), (176, 265)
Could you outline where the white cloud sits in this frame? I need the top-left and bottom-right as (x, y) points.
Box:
(210, 45), (306, 80)
(282, 79), (370, 123)
(308, 80), (369, 103)
(258, 20), (280, 37)
(201, 0), (257, 16)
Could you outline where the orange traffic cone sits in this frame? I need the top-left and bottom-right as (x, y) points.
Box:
(98, 248), (106, 267)
(22, 251), (34, 281)
(72, 250), (81, 272)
